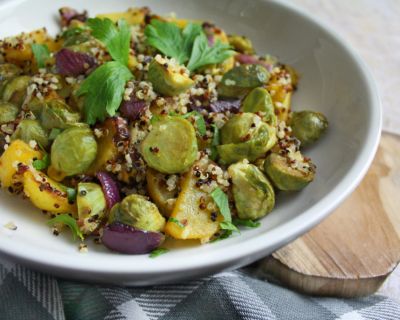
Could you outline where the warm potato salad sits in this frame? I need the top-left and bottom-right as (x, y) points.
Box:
(0, 7), (328, 255)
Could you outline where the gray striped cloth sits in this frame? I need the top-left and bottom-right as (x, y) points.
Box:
(0, 259), (399, 320)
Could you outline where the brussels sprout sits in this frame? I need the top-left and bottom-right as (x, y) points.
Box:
(148, 59), (194, 96)
(217, 64), (269, 98)
(109, 194), (166, 232)
(264, 153), (315, 191)
(11, 119), (49, 148)
(228, 161), (275, 220)
(290, 111), (328, 146)
(141, 117), (198, 174)
(50, 126), (97, 177)
(217, 113), (277, 164)
(0, 101), (19, 124)
(228, 35), (254, 54)
(241, 87), (276, 125)
(77, 182), (106, 234)
(2, 76), (30, 106)
(39, 99), (81, 130)
(0, 63), (22, 81)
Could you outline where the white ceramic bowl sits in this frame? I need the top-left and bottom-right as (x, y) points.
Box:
(0, 0), (381, 285)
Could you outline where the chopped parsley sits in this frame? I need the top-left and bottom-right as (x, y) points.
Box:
(47, 214), (83, 241)
(210, 187), (231, 222)
(32, 154), (50, 171)
(149, 247), (169, 258)
(31, 44), (50, 68)
(168, 217), (185, 228)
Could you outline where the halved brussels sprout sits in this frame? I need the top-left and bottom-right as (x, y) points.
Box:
(11, 119), (49, 148)
(77, 182), (106, 234)
(148, 59), (194, 96)
(290, 111), (328, 147)
(2, 75), (30, 106)
(50, 126), (97, 178)
(241, 87), (276, 125)
(217, 64), (269, 98)
(264, 153), (315, 191)
(228, 35), (254, 54)
(217, 113), (277, 164)
(23, 168), (76, 214)
(141, 117), (198, 174)
(29, 98), (81, 130)
(0, 63), (22, 81)
(0, 101), (19, 124)
(109, 194), (166, 232)
(228, 161), (275, 220)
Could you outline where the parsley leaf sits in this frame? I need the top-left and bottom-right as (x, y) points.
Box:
(182, 111), (206, 136)
(233, 218), (261, 228)
(31, 44), (50, 68)
(145, 20), (234, 72)
(87, 18), (131, 65)
(149, 248), (169, 258)
(220, 221), (239, 232)
(210, 187), (231, 222)
(32, 154), (50, 171)
(187, 33), (234, 71)
(77, 61), (134, 124)
(168, 217), (185, 228)
(210, 124), (220, 161)
(47, 214), (83, 241)
(144, 20), (202, 65)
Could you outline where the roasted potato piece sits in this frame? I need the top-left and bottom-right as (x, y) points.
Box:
(2, 28), (62, 67)
(165, 159), (223, 242)
(146, 168), (177, 217)
(266, 66), (296, 122)
(0, 140), (42, 188)
(23, 169), (76, 214)
(96, 7), (148, 25)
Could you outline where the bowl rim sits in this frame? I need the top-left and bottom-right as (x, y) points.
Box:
(0, 0), (382, 277)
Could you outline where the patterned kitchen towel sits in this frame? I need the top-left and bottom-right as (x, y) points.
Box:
(0, 261), (399, 320)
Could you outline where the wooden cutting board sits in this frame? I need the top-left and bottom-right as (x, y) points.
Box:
(258, 133), (400, 297)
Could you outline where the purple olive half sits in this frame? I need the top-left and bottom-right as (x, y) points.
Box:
(102, 223), (165, 254)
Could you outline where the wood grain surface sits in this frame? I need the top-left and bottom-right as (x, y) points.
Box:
(259, 133), (400, 297)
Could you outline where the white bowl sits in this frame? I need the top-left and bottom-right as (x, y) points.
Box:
(0, 0), (381, 285)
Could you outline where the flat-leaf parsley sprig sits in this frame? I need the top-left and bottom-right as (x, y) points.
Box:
(77, 18), (134, 124)
(145, 20), (235, 72)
